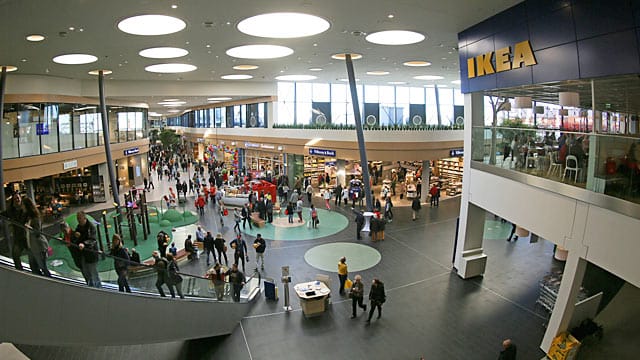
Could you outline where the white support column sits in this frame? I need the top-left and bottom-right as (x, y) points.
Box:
(336, 159), (346, 187)
(420, 160), (429, 204)
(454, 92), (488, 278)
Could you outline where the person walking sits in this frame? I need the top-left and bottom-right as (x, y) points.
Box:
(498, 339), (517, 360)
(110, 234), (131, 292)
(507, 223), (518, 242)
(296, 197), (304, 223)
(286, 201), (294, 223)
(337, 256), (348, 295)
(349, 275), (367, 318)
(233, 208), (242, 234)
(230, 234), (249, 272)
(334, 183), (343, 206)
(74, 211), (101, 288)
(253, 233), (266, 270)
(306, 183), (313, 204)
(166, 253), (185, 299)
(23, 197), (50, 277)
(152, 250), (172, 297)
(214, 232), (228, 265)
(366, 278), (386, 324)
(207, 263), (226, 301)
(242, 203), (253, 229)
(411, 197), (421, 221)
(2, 193), (29, 270)
(226, 263), (246, 302)
(355, 209), (364, 240)
(384, 197), (393, 222)
(429, 184), (440, 207)
(195, 194), (206, 216)
(323, 189), (331, 210)
(309, 204), (319, 229)
(342, 187), (349, 207)
(204, 231), (216, 265)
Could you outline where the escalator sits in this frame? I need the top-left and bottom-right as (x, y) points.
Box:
(0, 215), (261, 346)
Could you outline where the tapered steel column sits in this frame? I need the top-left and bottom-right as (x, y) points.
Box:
(0, 67), (8, 212)
(98, 71), (122, 228)
(345, 54), (372, 211)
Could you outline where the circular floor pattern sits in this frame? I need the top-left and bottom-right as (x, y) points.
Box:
(304, 242), (382, 272)
(240, 207), (349, 241)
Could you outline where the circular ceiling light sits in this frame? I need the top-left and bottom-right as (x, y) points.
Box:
(88, 69), (113, 75)
(309, 67), (323, 71)
(226, 44), (293, 59)
(0, 66), (18, 72)
(403, 60), (431, 67)
(366, 71), (389, 76)
(388, 81), (407, 85)
(139, 47), (189, 59)
(451, 80), (461, 85)
(53, 54), (98, 64)
(331, 53), (362, 60)
(275, 74), (317, 81)
(413, 75), (444, 80)
(221, 74), (253, 80)
(366, 30), (425, 45)
(26, 34), (45, 42)
(233, 64), (259, 70)
(117, 15), (186, 36)
(145, 63), (197, 73)
(207, 97), (232, 101)
(237, 12), (330, 38)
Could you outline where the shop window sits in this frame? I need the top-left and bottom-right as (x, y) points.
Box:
(41, 104), (59, 154)
(2, 110), (19, 159)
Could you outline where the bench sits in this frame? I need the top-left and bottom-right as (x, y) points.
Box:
(129, 248), (192, 276)
(250, 212), (265, 228)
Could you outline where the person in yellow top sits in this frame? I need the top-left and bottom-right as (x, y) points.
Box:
(338, 256), (348, 295)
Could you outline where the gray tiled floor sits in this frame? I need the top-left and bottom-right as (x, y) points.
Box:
(16, 180), (558, 359)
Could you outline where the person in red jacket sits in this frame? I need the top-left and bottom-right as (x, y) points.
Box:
(195, 194), (206, 216)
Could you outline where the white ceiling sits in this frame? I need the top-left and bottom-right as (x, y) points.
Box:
(0, 0), (521, 115)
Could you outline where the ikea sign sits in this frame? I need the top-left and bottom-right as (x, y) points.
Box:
(467, 40), (537, 79)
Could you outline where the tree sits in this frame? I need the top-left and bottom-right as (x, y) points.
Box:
(158, 129), (180, 150)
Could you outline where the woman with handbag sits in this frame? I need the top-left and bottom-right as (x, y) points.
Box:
(166, 253), (184, 299)
(366, 278), (386, 324)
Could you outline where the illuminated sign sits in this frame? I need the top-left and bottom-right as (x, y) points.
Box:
(245, 142), (260, 148)
(63, 160), (78, 170)
(467, 40), (537, 79)
(309, 148), (336, 157)
(449, 149), (464, 157)
(124, 147), (139, 156)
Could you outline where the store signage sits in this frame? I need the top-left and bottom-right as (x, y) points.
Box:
(245, 142), (260, 148)
(124, 147), (139, 156)
(309, 148), (336, 157)
(449, 149), (464, 157)
(196, 138), (204, 143)
(63, 160), (78, 170)
(36, 123), (49, 135)
(260, 144), (275, 150)
(467, 40), (537, 79)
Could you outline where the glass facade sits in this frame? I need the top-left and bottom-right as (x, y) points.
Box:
(1, 103), (147, 160)
(166, 102), (268, 128)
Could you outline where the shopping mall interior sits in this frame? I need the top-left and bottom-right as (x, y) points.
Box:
(1, 0), (639, 359)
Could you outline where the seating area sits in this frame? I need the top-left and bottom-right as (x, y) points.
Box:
(250, 212), (265, 228)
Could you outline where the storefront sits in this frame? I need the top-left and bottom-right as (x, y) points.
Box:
(244, 142), (285, 180)
(305, 148), (338, 187)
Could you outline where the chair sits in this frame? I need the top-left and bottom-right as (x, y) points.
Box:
(562, 155), (581, 182)
(547, 152), (563, 177)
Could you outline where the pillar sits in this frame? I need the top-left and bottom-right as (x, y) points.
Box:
(25, 180), (35, 202)
(454, 91), (488, 279)
(336, 159), (346, 187)
(98, 163), (114, 204)
(420, 160), (430, 204)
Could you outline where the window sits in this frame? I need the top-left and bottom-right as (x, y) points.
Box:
(41, 104), (58, 154)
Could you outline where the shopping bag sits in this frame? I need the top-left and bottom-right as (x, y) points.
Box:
(345, 278), (353, 290)
(223, 208), (229, 216)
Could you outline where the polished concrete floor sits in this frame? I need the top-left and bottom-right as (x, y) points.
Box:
(16, 178), (564, 359)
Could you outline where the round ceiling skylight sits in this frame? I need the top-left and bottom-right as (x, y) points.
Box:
(207, 97), (232, 101)
(221, 74), (253, 80)
(414, 75), (444, 80)
(117, 15), (186, 36)
(233, 64), (259, 70)
(331, 53), (362, 60)
(403, 60), (431, 67)
(366, 71), (389, 75)
(26, 34), (45, 42)
(366, 30), (425, 45)
(309, 67), (323, 71)
(88, 69), (113, 75)
(139, 47), (189, 59)
(275, 74), (317, 81)
(237, 12), (330, 38)
(226, 45), (294, 59)
(1, 65), (18, 72)
(53, 54), (98, 65)
(145, 63), (197, 73)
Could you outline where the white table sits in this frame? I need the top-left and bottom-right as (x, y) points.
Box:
(294, 281), (331, 317)
(362, 211), (375, 232)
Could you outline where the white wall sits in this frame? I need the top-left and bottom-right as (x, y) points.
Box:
(467, 168), (640, 288)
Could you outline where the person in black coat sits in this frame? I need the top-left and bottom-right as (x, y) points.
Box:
(366, 278), (386, 324)
(203, 231), (216, 265)
(498, 339), (517, 360)
(411, 197), (421, 221)
(230, 234), (249, 272)
(110, 234), (131, 293)
(354, 209), (364, 240)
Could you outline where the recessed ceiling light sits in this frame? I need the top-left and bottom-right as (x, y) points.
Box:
(403, 60), (431, 67)
(26, 34), (45, 42)
(171, 4), (178, 9)
(139, 47), (189, 59)
(207, 97), (232, 101)
(221, 74), (253, 80)
(309, 67), (323, 71)
(88, 69), (113, 75)
(208, 100), (221, 103)
(158, 101), (186, 105)
(167, 109), (181, 113)
(68, 27), (75, 31)
(331, 53), (362, 60)
(451, 80), (461, 85)
(275, 74), (317, 81)
(237, 12), (330, 38)
(388, 81), (407, 85)
(413, 75), (444, 80)
(366, 30), (425, 45)
(145, 63), (197, 73)
(226, 45), (293, 59)
(366, 71), (389, 76)
(0, 66), (18, 72)
(233, 64), (259, 70)
(118, 15), (186, 36)
(148, 112), (163, 117)
(163, 104), (183, 107)
(53, 54), (98, 64)
(387, 14), (395, 18)
(163, 98), (180, 102)
(338, 78), (360, 82)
